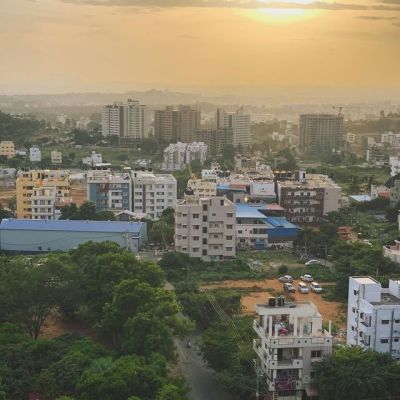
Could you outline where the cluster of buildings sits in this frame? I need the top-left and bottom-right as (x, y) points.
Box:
(175, 162), (341, 261)
(161, 141), (207, 171)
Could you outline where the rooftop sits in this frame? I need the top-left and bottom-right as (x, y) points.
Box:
(278, 174), (340, 189)
(371, 292), (400, 306)
(0, 219), (145, 234)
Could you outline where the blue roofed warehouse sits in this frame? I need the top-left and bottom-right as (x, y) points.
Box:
(0, 219), (147, 254)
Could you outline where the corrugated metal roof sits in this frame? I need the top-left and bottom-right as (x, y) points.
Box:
(0, 219), (145, 234)
(265, 216), (299, 229)
(235, 203), (268, 219)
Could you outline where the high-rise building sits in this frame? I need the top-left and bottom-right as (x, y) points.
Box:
(16, 170), (71, 219)
(347, 276), (400, 359)
(132, 170), (177, 220)
(86, 170), (132, 213)
(299, 114), (344, 154)
(195, 128), (233, 155)
(154, 105), (200, 142)
(253, 299), (332, 400)
(102, 99), (147, 140)
(175, 195), (236, 261)
(216, 108), (251, 147)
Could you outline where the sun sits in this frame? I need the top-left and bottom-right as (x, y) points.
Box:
(243, 0), (320, 23)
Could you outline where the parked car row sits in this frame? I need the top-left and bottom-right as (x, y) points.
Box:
(280, 277), (323, 294)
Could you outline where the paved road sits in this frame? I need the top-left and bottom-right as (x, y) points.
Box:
(176, 336), (234, 400)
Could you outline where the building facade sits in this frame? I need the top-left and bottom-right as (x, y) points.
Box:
(29, 146), (41, 162)
(132, 170), (177, 220)
(216, 108), (251, 147)
(0, 219), (147, 253)
(16, 170), (71, 219)
(254, 299), (332, 400)
(347, 276), (400, 359)
(162, 141), (207, 171)
(86, 170), (132, 213)
(0, 141), (15, 158)
(154, 105), (200, 142)
(299, 114), (344, 154)
(277, 172), (341, 224)
(195, 128), (233, 155)
(175, 195), (236, 261)
(51, 150), (63, 164)
(102, 99), (147, 140)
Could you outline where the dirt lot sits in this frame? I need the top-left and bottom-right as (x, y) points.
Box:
(0, 185), (15, 207)
(70, 181), (86, 206)
(201, 279), (345, 328)
(41, 314), (96, 340)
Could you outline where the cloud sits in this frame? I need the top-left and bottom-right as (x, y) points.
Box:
(59, 0), (398, 10)
(358, 15), (398, 19)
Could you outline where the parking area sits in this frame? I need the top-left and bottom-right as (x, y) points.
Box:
(201, 278), (345, 328)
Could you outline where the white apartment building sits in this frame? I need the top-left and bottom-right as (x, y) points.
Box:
(51, 150), (62, 165)
(186, 141), (207, 165)
(187, 178), (217, 197)
(132, 170), (177, 220)
(82, 151), (103, 167)
(29, 146), (41, 162)
(162, 142), (207, 171)
(31, 186), (58, 220)
(382, 132), (400, 147)
(87, 170), (132, 213)
(175, 195), (236, 261)
(162, 142), (187, 171)
(216, 108), (251, 147)
(0, 141), (15, 158)
(389, 156), (400, 177)
(254, 299), (333, 400)
(347, 276), (400, 359)
(102, 99), (147, 140)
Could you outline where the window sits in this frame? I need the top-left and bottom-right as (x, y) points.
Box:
(203, 204), (208, 211)
(203, 216), (208, 222)
(220, 200), (224, 206)
(394, 338), (399, 343)
(311, 350), (322, 358)
(193, 213), (199, 218)
(203, 227), (207, 233)
(360, 312), (364, 319)
(395, 319), (400, 324)
(382, 320), (390, 325)
(226, 236), (233, 240)
(226, 247), (233, 251)
(227, 224), (233, 229)
(227, 213), (233, 218)
(192, 248), (199, 253)
(202, 239), (208, 245)
(352, 307), (356, 313)
(193, 236), (199, 241)
(353, 289), (358, 296)
(381, 339), (389, 344)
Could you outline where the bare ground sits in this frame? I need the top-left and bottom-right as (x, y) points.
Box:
(201, 279), (346, 328)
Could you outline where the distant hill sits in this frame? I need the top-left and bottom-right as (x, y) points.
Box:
(0, 111), (42, 144)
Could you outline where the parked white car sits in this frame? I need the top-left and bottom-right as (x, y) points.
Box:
(305, 259), (321, 266)
(300, 274), (314, 282)
(278, 275), (294, 283)
(298, 282), (309, 294)
(310, 282), (323, 293)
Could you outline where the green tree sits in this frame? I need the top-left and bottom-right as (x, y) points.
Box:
(313, 346), (400, 400)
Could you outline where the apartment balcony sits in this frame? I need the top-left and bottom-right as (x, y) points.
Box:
(253, 320), (265, 338)
(268, 358), (303, 370)
(208, 226), (224, 234)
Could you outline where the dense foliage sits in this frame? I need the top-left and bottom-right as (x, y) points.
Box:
(0, 111), (42, 144)
(60, 201), (116, 221)
(313, 346), (400, 400)
(0, 242), (188, 400)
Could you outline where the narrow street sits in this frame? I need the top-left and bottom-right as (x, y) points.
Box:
(176, 336), (234, 400)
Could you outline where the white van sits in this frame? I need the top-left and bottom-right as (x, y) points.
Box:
(298, 282), (309, 294)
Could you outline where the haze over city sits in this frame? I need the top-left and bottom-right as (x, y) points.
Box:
(2, 0), (400, 95)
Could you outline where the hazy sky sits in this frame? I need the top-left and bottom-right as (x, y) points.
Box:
(1, 0), (400, 93)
